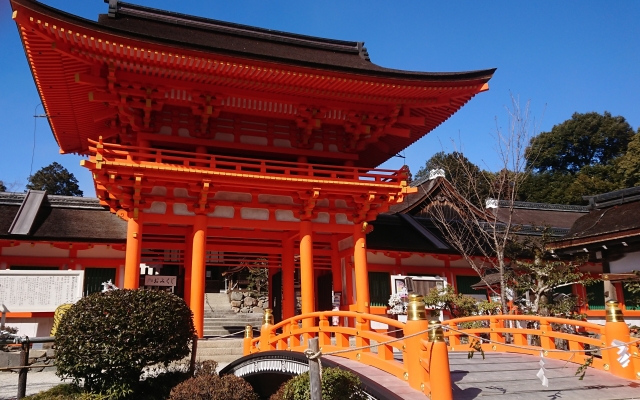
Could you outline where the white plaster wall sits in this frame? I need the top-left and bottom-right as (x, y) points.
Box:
(241, 208), (269, 220)
(258, 194), (294, 205)
(77, 246), (125, 259)
(610, 251), (640, 273)
(2, 243), (69, 258)
(400, 254), (429, 266)
(366, 252), (395, 265)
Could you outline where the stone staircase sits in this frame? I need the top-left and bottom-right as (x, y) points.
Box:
(195, 293), (264, 365)
(195, 338), (246, 365)
(203, 293), (264, 337)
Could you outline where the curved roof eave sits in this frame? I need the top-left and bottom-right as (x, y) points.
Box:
(12, 0), (496, 84)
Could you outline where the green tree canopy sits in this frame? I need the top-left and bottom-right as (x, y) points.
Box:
(414, 151), (490, 204)
(617, 128), (640, 187)
(526, 111), (634, 174)
(26, 162), (83, 196)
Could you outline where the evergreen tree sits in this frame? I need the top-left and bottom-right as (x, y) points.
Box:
(26, 162), (83, 196)
(522, 112), (636, 204)
(0, 181), (6, 192)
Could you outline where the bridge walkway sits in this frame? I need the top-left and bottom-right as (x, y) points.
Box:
(449, 352), (640, 400)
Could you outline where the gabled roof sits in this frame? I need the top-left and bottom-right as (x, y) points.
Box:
(549, 186), (640, 251)
(0, 192), (126, 242)
(367, 213), (453, 253)
(491, 200), (589, 236)
(390, 175), (491, 221)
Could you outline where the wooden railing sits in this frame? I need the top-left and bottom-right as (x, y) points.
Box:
(243, 297), (452, 399)
(87, 138), (409, 187)
(444, 311), (640, 380)
(244, 301), (640, 400)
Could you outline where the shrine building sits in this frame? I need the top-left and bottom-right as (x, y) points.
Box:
(9, 0), (495, 337)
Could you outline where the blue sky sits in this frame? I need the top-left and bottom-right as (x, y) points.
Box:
(1, 0), (639, 195)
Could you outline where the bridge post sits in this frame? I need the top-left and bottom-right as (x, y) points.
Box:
(260, 309), (275, 351)
(403, 294), (429, 394)
(428, 319), (453, 400)
(604, 301), (638, 380)
(244, 325), (253, 356)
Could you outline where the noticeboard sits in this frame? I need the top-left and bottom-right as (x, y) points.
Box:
(0, 270), (85, 312)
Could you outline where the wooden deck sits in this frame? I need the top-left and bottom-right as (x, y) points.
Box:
(328, 352), (640, 400)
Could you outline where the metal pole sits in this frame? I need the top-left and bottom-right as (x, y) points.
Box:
(308, 337), (321, 400)
(17, 337), (30, 399)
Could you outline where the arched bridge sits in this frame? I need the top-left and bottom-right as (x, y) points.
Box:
(219, 298), (640, 399)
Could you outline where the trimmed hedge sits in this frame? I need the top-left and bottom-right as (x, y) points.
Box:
(169, 360), (258, 400)
(55, 289), (195, 397)
(270, 367), (366, 400)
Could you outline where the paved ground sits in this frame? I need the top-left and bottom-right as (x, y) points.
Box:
(449, 352), (640, 399)
(3, 354), (639, 399)
(0, 369), (68, 400)
(0, 362), (231, 400)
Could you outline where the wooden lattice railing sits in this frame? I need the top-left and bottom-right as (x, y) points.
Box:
(87, 138), (409, 187)
(244, 301), (640, 400)
(443, 314), (640, 378)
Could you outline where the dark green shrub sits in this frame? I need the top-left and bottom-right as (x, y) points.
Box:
(169, 362), (258, 400)
(270, 367), (366, 400)
(23, 384), (108, 399)
(55, 289), (195, 397)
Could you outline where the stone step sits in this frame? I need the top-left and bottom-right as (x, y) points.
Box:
(197, 339), (244, 348)
(194, 354), (244, 364)
(204, 317), (263, 322)
(197, 347), (245, 356)
(203, 331), (246, 337)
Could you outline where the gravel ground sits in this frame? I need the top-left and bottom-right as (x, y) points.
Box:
(0, 369), (69, 400)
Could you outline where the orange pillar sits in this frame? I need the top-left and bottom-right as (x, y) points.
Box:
(282, 237), (295, 319)
(183, 235), (193, 307)
(353, 223), (370, 314)
(300, 220), (314, 327)
(124, 215), (142, 289)
(190, 214), (208, 338)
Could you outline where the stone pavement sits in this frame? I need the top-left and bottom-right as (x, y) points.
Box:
(0, 370), (69, 400)
(0, 362), (232, 400)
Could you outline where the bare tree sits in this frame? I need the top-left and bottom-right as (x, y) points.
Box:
(423, 96), (539, 314)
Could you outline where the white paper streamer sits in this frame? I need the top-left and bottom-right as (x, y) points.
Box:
(611, 339), (631, 368)
(537, 351), (549, 387)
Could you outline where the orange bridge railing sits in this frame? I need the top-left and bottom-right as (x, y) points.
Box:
(244, 299), (639, 400)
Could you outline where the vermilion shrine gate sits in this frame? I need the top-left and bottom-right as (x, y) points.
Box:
(11, 0), (494, 338)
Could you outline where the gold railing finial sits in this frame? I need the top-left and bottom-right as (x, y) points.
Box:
(605, 301), (624, 323)
(263, 308), (274, 326)
(428, 319), (445, 342)
(244, 325), (253, 339)
(407, 294), (426, 321)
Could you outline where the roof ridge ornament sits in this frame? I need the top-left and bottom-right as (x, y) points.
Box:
(428, 169), (445, 180)
(106, 0), (119, 18)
